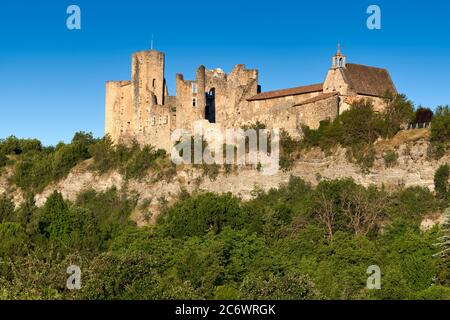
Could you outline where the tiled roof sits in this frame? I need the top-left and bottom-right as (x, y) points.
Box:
(343, 63), (396, 97)
(247, 83), (323, 101)
(293, 92), (339, 106)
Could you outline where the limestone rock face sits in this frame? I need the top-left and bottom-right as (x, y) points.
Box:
(0, 131), (448, 226)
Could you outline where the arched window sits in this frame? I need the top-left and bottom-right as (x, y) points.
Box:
(152, 79), (156, 89)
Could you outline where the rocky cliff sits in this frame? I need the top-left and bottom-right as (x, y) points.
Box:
(1, 129), (448, 226)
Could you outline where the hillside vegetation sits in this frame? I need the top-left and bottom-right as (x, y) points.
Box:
(0, 175), (449, 299)
(0, 95), (449, 300)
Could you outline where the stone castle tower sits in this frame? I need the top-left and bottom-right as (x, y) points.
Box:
(105, 45), (397, 151)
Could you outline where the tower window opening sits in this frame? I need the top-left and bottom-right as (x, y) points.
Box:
(205, 88), (216, 123)
(193, 98), (197, 107)
(152, 79), (156, 89)
(192, 83), (197, 94)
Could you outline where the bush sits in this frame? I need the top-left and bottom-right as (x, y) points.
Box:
(38, 191), (74, 242)
(340, 100), (385, 146)
(240, 271), (322, 300)
(158, 193), (243, 238)
(0, 222), (29, 257)
(89, 137), (168, 180)
(388, 187), (440, 222)
(279, 129), (298, 171)
(382, 93), (415, 137)
(300, 94), (416, 170)
(0, 194), (15, 223)
(11, 132), (97, 193)
(383, 150), (399, 168)
(434, 164), (450, 199)
(431, 106), (450, 142)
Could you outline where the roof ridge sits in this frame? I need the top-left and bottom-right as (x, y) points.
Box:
(346, 62), (388, 72)
(247, 83), (323, 101)
(292, 92), (339, 107)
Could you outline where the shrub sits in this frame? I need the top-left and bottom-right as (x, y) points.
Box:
(340, 100), (384, 146)
(0, 194), (15, 223)
(431, 106), (450, 142)
(382, 93), (415, 137)
(388, 186), (440, 221)
(434, 164), (450, 198)
(427, 142), (447, 160)
(240, 271), (322, 300)
(158, 193), (243, 238)
(11, 132), (97, 193)
(383, 150), (398, 168)
(0, 222), (29, 257)
(88, 135), (116, 173)
(279, 129), (298, 171)
(38, 191), (73, 242)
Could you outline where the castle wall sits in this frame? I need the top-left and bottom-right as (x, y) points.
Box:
(226, 94), (338, 138)
(176, 64), (258, 133)
(105, 81), (133, 143)
(176, 73), (202, 131)
(144, 104), (173, 150)
(224, 65), (258, 123)
(235, 91), (322, 128)
(106, 49), (393, 152)
(296, 95), (340, 131)
(340, 95), (386, 114)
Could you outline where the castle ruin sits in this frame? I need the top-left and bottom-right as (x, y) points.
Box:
(105, 45), (397, 150)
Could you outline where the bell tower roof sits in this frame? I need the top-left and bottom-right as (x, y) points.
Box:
(332, 43), (346, 69)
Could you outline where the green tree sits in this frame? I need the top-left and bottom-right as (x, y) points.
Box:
(434, 164), (450, 199)
(38, 191), (73, 242)
(431, 106), (450, 142)
(340, 100), (383, 146)
(0, 222), (29, 257)
(159, 193), (243, 238)
(382, 93), (415, 137)
(0, 194), (15, 223)
(240, 271), (323, 300)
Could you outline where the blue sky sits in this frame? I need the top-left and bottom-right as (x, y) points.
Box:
(0, 0), (449, 145)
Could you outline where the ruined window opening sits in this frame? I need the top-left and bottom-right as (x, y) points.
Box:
(205, 88), (216, 123)
(152, 79), (156, 89)
(193, 98), (197, 107)
(192, 83), (197, 94)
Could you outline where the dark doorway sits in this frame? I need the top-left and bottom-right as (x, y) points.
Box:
(205, 88), (216, 123)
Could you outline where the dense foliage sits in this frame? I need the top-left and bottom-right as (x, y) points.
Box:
(0, 133), (170, 193)
(299, 94), (415, 170)
(0, 96), (448, 300)
(0, 174), (448, 300)
(429, 106), (450, 159)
